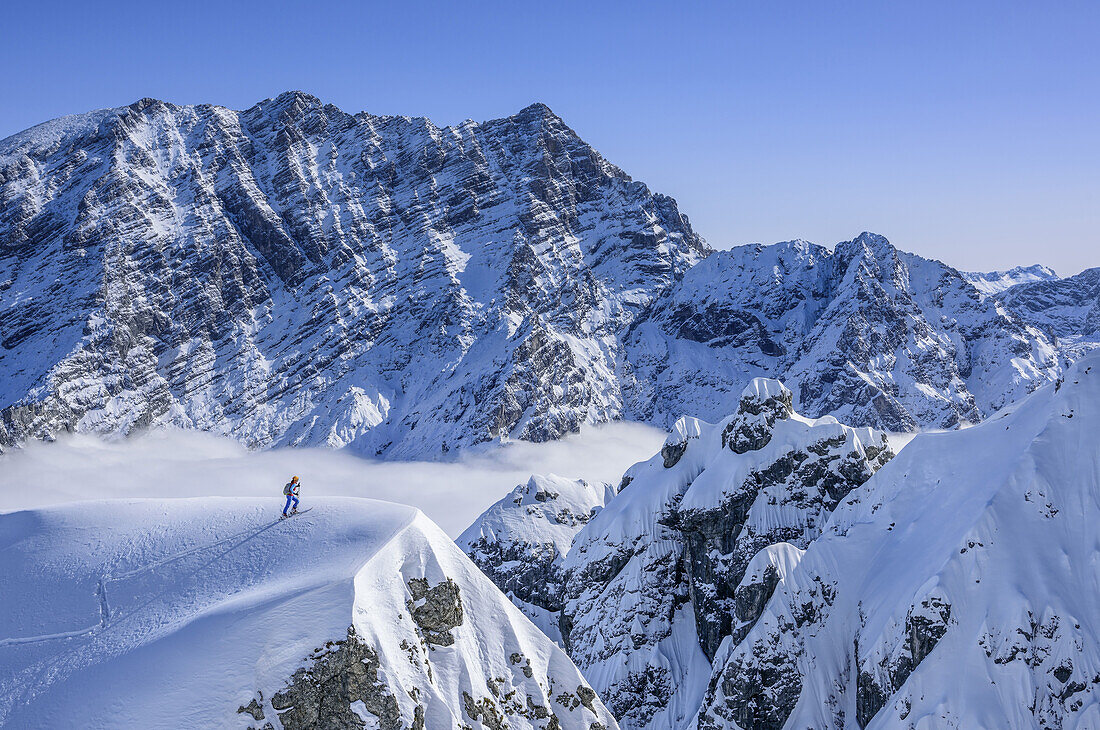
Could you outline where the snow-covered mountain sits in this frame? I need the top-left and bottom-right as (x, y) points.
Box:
(0, 93), (706, 457)
(0, 94), (1091, 456)
(0, 497), (619, 729)
(625, 233), (1064, 432)
(698, 349), (1100, 730)
(995, 266), (1100, 359)
(557, 379), (893, 729)
(458, 474), (617, 643)
(961, 263), (1058, 295)
(459, 356), (1100, 730)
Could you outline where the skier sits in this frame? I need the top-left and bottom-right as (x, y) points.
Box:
(282, 476), (301, 517)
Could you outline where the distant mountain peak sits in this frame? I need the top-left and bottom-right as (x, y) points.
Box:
(127, 97), (165, 113)
(0, 96), (1091, 457)
(834, 230), (897, 260)
(962, 263), (1059, 295)
(515, 101), (558, 120)
(273, 89), (322, 106)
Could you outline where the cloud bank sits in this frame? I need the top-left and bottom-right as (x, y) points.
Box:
(0, 422), (666, 537)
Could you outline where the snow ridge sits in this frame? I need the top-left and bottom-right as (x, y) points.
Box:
(0, 497), (619, 729)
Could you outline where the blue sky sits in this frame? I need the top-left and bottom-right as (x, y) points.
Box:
(2, 1), (1096, 274)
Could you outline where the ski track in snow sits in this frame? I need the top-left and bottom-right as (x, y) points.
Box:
(0, 515), (289, 647)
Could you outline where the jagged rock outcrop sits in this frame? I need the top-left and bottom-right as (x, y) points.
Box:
(557, 379), (893, 729)
(458, 474), (616, 643)
(406, 577), (464, 647)
(267, 627), (407, 730)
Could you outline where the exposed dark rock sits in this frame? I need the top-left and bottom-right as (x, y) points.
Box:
(699, 628), (803, 730)
(721, 386), (794, 454)
(406, 577), (463, 647)
(237, 696), (265, 721)
(661, 438), (688, 468)
(732, 563), (780, 643)
(577, 685), (598, 713)
(855, 592), (952, 728)
(466, 537), (565, 614)
(268, 626), (409, 730)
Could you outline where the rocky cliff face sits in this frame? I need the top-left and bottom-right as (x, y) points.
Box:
(556, 379), (893, 729)
(0, 93), (706, 457)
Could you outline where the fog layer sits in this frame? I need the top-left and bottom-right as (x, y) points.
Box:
(0, 422), (666, 537)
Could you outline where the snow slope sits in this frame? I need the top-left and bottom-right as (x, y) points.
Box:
(700, 350), (1100, 729)
(0, 497), (618, 729)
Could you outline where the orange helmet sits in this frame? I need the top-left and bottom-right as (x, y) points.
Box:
(291, 476), (300, 483)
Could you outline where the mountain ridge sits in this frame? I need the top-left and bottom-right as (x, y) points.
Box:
(0, 93), (579, 153)
(460, 353), (1100, 729)
(1, 94), (1094, 457)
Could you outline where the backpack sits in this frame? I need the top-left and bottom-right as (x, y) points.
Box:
(283, 483), (293, 496)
